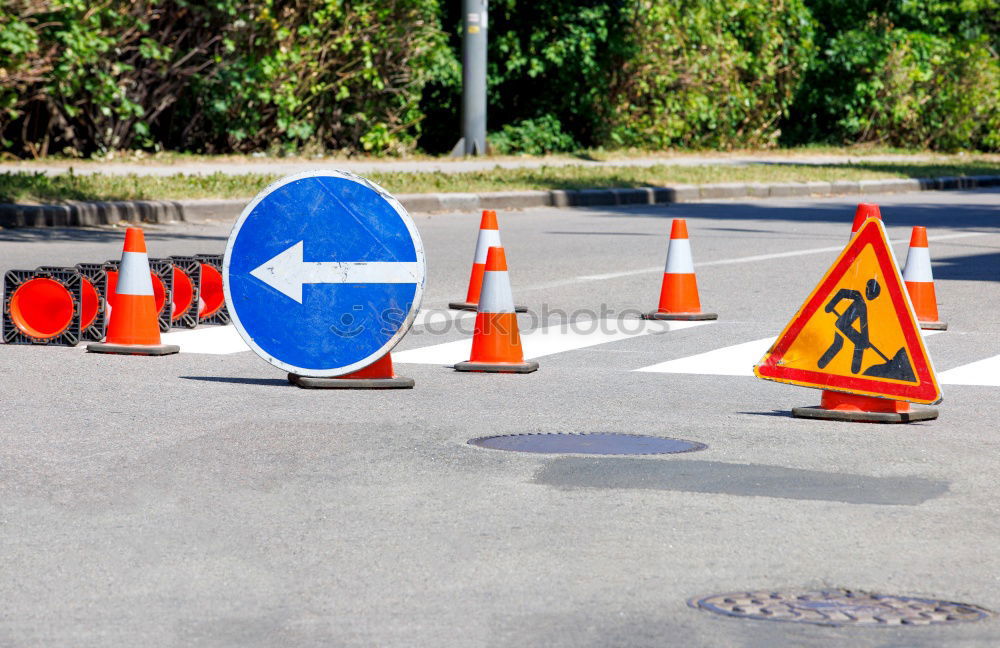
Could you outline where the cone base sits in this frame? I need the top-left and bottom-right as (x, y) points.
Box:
(918, 320), (948, 331)
(449, 301), (528, 313)
(791, 404), (938, 424)
(642, 311), (718, 321)
(454, 360), (539, 374)
(288, 373), (415, 390)
(86, 342), (179, 356)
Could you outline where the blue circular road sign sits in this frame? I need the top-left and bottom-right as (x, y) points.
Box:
(223, 170), (425, 377)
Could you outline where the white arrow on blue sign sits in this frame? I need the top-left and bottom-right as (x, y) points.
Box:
(223, 170), (425, 377)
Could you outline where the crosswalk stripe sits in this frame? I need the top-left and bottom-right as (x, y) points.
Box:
(393, 318), (714, 365)
(938, 354), (1000, 387)
(635, 330), (944, 376)
(160, 325), (248, 355)
(634, 337), (774, 376)
(112, 309), (475, 356)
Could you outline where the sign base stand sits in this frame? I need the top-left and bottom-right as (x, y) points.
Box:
(918, 320), (948, 331)
(449, 301), (528, 313)
(791, 390), (938, 424)
(642, 311), (718, 321)
(287, 354), (414, 390)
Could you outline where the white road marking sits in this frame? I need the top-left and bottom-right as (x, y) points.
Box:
(635, 329), (943, 376)
(104, 309), (471, 355)
(635, 337), (774, 376)
(393, 318), (715, 365)
(160, 325), (249, 355)
(573, 231), (988, 284)
(939, 355), (1000, 386)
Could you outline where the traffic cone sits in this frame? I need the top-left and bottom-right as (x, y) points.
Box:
(195, 253), (230, 325)
(642, 219), (717, 321)
(74, 263), (108, 342)
(288, 353), (414, 389)
(2, 267), (82, 346)
(455, 246), (538, 373)
(87, 228), (179, 356)
(850, 203), (882, 238)
(103, 257), (172, 332)
(902, 226), (947, 330)
(168, 256), (201, 329)
(449, 210), (527, 313)
(792, 390), (937, 423)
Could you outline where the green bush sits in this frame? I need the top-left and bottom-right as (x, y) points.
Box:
(601, 0), (816, 149)
(1, 0), (997, 157)
(188, 0), (454, 155)
(786, 0), (1000, 150)
(0, 0), (453, 157)
(419, 0), (620, 153)
(0, 1), (228, 156)
(487, 114), (577, 155)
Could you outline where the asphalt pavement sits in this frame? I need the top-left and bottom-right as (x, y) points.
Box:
(1, 189), (999, 647)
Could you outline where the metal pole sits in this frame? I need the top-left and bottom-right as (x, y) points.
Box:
(453, 0), (488, 156)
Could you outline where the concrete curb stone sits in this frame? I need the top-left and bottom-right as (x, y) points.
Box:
(2, 174), (999, 228)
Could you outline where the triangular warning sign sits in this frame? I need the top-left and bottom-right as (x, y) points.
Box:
(754, 218), (941, 405)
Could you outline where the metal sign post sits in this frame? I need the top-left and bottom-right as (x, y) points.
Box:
(452, 0), (488, 156)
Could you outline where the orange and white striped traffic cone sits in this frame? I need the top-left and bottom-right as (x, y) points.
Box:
(642, 219), (717, 321)
(449, 210), (527, 313)
(87, 227), (179, 356)
(902, 226), (947, 330)
(454, 246), (538, 373)
(850, 203), (882, 238)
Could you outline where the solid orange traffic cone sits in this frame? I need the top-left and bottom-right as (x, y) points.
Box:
(902, 226), (947, 330)
(850, 203), (882, 238)
(449, 210), (527, 313)
(643, 219), (717, 321)
(87, 228), (179, 356)
(288, 354), (414, 389)
(455, 246), (538, 373)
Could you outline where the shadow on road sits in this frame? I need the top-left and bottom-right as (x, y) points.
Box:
(179, 375), (288, 387)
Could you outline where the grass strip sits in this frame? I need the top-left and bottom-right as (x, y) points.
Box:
(2, 161), (1000, 203)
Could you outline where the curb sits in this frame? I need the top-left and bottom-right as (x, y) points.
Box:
(2, 175), (998, 228)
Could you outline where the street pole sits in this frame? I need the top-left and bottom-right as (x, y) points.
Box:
(452, 0), (488, 156)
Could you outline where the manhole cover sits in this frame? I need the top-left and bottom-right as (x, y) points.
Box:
(468, 433), (706, 455)
(690, 589), (990, 627)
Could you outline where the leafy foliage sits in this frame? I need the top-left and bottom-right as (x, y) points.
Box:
(0, 0), (997, 157)
(786, 0), (1000, 150)
(487, 114), (577, 154)
(602, 0), (816, 150)
(188, 0), (453, 154)
(0, 0), (452, 157)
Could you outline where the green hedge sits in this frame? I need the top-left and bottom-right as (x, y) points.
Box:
(601, 0), (816, 149)
(786, 0), (1000, 150)
(0, 0), (452, 156)
(1, 0), (997, 157)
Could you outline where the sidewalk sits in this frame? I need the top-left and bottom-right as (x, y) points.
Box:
(0, 152), (955, 178)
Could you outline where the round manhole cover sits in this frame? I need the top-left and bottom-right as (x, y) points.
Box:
(468, 433), (706, 455)
(690, 589), (990, 627)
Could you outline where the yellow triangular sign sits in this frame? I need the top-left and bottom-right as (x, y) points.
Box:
(754, 218), (941, 404)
